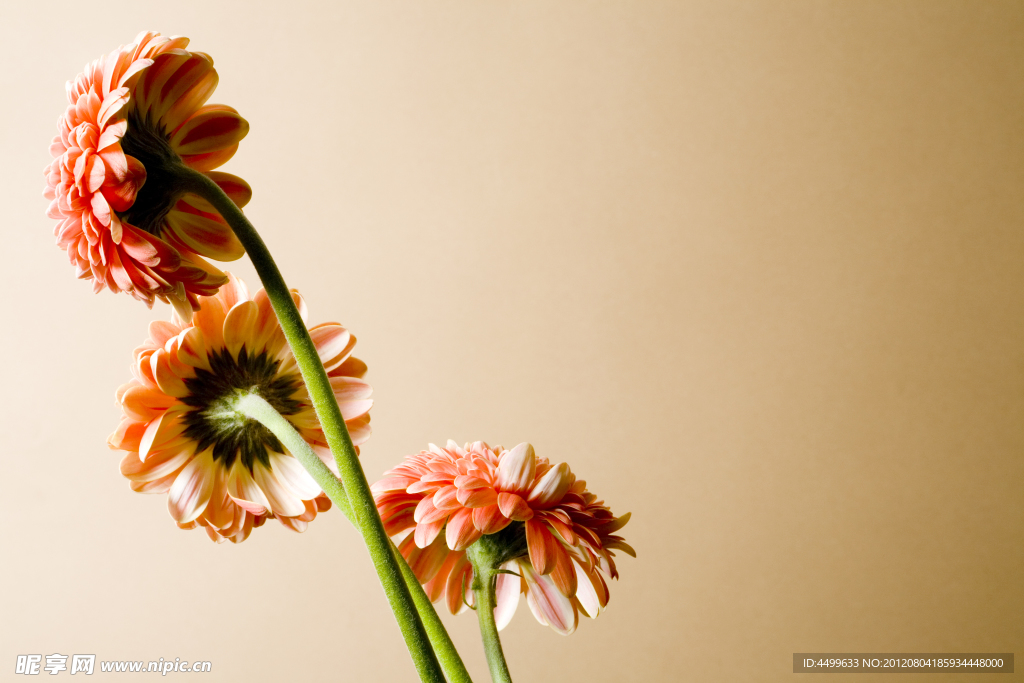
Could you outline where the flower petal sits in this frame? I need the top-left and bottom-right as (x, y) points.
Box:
(526, 518), (560, 575)
(527, 462), (572, 508)
(167, 450), (216, 523)
(445, 508), (482, 552)
(494, 561), (523, 631)
(496, 442), (536, 494)
(171, 104), (249, 156)
(523, 564), (578, 635)
(473, 503), (512, 535)
(164, 210), (244, 261)
(496, 492), (534, 521)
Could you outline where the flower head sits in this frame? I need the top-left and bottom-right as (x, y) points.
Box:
(373, 441), (633, 635)
(44, 31), (252, 318)
(109, 274), (372, 543)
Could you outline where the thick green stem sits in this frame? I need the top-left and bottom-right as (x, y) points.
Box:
(467, 545), (514, 683)
(182, 168), (445, 683)
(234, 393), (473, 683)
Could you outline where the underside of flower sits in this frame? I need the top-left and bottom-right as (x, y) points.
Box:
(180, 347), (303, 471)
(373, 441), (633, 635)
(109, 274), (372, 543)
(44, 31), (251, 317)
(116, 108), (186, 235)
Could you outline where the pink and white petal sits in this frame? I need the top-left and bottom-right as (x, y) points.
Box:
(267, 451), (322, 500)
(523, 564), (578, 635)
(495, 443), (536, 494)
(527, 462), (573, 508)
(496, 492), (534, 521)
(251, 462), (306, 517)
(120, 447), (191, 482)
(573, 560), (608, 619)
(167, 450), (216, 523)
(494, 562), (524, 631)
(330, 376), (373, 402)
(308, 324), (352, 370)
(337, 399), (373, 422)
(226, 459), (270, 515)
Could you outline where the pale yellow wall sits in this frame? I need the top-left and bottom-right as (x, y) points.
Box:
(3, 1), (1021, 681)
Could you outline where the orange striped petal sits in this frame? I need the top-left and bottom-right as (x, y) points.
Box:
(496, 492), (534, 521)
(473, 504), (511, 535)
(180, 144), (238, 172)
(222, 300), (258, 358)
(167, 450), (215, 523)
(445, 508), (482, 552)
(526, 518), (559, 575)
(164, 209), (244, 261)
(171, 104), (249, 156)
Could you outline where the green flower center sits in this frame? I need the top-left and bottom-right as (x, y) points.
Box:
(181, 347), (304, 471)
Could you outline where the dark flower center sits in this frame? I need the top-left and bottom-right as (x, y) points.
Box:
(116, 109), (185, 237)
(181, 347), (304, 471)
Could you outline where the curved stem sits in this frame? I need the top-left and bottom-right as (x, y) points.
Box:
(234, 393), (473, 683)
(182, 168), (445, 683)
(467, 547), (514, 683)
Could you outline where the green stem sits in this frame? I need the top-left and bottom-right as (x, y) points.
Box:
(234, 393), (473, 683)
(467, 545), (514, 683)
(182, 168), (445, 683)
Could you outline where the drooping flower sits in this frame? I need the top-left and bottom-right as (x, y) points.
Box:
(372, 441), (633, 635)
(44, 31), (252, 318)
(108, 274), (372, 543)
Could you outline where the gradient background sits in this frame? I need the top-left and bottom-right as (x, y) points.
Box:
(2, 1), (1021, 681)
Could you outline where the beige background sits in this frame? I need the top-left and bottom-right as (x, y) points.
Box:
(2, 1), (1021, 681)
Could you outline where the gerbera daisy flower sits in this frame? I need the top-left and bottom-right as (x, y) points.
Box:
(372, 441), (633, 635)
(44, 31), (251, 318)
(108, 274), (372, 543)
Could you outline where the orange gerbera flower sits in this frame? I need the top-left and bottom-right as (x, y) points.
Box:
(372, 441), (633, 635)
(109, 274), (372, 543)
(44, 31), (251, 318)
